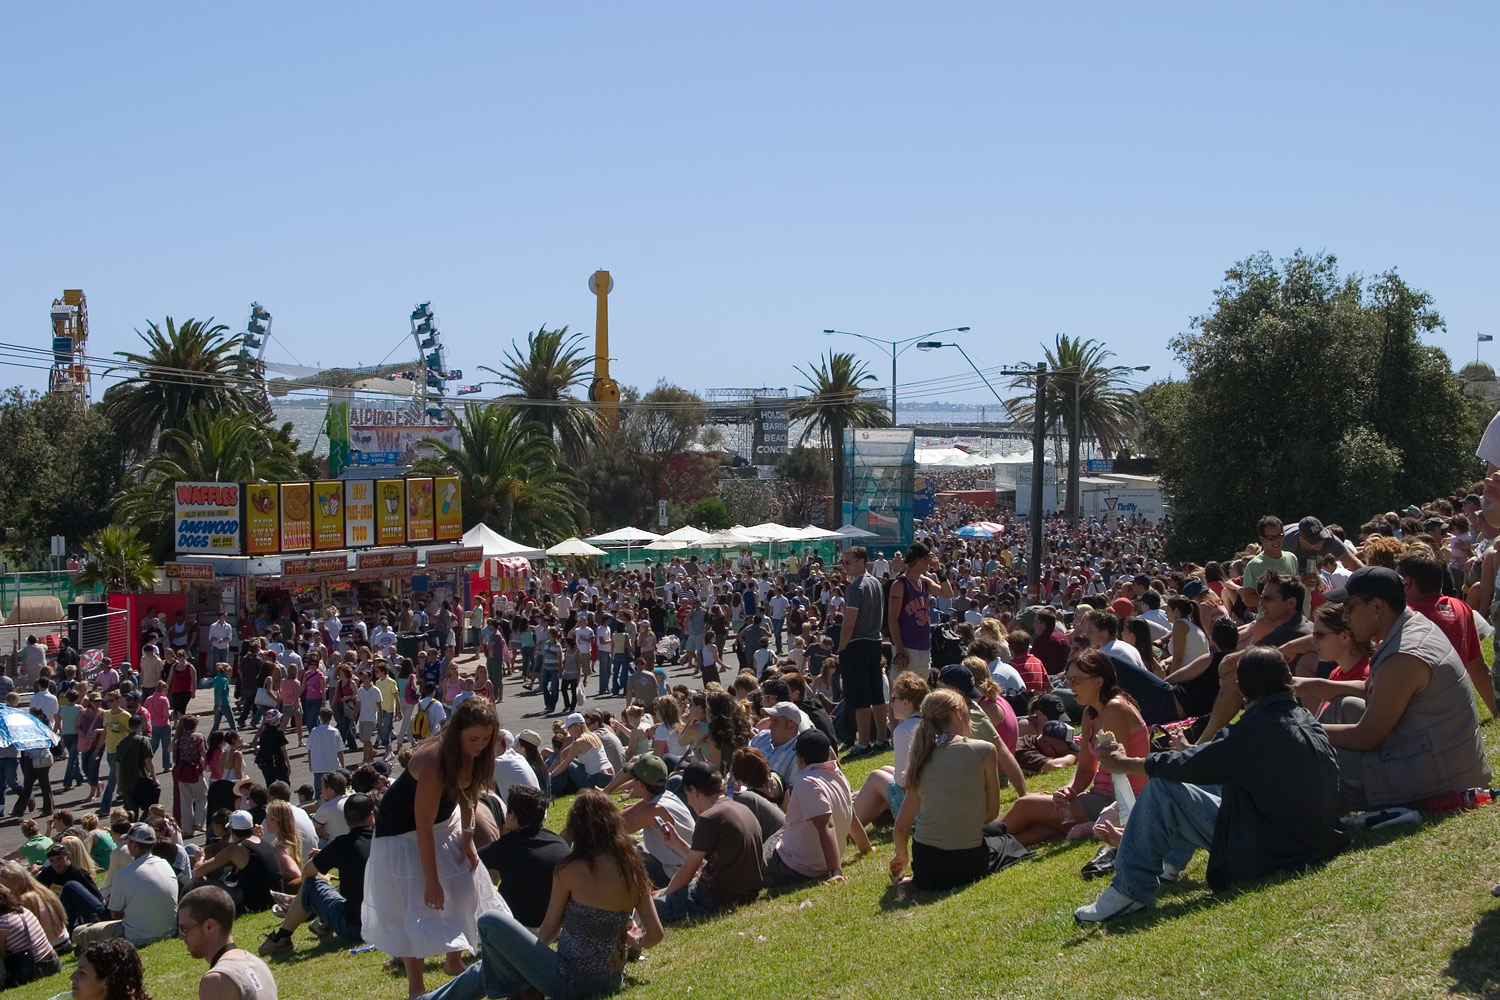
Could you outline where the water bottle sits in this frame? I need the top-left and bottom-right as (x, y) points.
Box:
(1095, 730), (1136, 824)
(1424, 788), (1494, 813)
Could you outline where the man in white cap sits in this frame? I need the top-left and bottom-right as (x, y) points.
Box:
(749, 703), (811, 789)
(71, 822), (179, 948)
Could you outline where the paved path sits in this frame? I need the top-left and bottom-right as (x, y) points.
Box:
(0, 651), (710, 857)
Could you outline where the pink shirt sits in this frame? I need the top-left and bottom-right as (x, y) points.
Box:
(143, 693), (171, 727)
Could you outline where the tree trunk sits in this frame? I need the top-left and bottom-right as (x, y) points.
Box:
(831, 419), (846, 527)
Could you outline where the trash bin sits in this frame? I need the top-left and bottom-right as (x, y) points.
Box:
(396, 632), (420, 662)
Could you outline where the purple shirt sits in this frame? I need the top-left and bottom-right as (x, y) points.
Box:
(894, 575), (931, 652)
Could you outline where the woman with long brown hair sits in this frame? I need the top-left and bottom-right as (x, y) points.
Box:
(999, 649), (1148, 846)
(415, 788), (664, 1000)
(363, 696), (505, 1000)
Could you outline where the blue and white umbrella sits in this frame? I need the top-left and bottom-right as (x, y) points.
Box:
(954, 524), (996, 539)
(0, 706), (60, 751)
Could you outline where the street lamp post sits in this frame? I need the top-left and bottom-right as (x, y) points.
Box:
(917, 342), (1047, 592)
(823, 327), (970, 424)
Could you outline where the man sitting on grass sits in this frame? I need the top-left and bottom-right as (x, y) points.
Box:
(478, 785), (569, 930)
(260, 793), (374, 954)
(1075, 647), (1349, 923)
(178, 885), (279, 1000)
(653, 763), (765, 922)
(762, 731), (855, 887)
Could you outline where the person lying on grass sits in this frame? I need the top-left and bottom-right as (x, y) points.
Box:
(1075, 646), (1349, 922)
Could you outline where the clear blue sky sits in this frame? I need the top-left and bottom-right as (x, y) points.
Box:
(3, 3), (1496, 411)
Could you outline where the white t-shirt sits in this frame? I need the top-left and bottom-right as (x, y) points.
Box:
(891, 714), (921, 786)
(28, 691), (59, 724)
(654, 724), (688, 759)
(355, 685), (382, 724)
(1102, 638), (1145, 671)
(307, 724), (344, 774)
(113, 854), (179, 946)
(315, 793), (353, 839)
(493, 749), (541, 801)
(643, 790), (695, 878)
(769, 596), (789, 620)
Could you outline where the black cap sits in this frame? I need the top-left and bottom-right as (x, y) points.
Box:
(1324, 566), (1406, 608)
(794, 729), (833, 764)
(1132, 574), (1151, 587)
(938, 663), (976, 699)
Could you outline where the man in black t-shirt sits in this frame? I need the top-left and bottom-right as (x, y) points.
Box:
(40, 841), (107, 930)
(258, 794), (374, 954)
(478, 786), (569, 929)
(654, 763), (764, 922)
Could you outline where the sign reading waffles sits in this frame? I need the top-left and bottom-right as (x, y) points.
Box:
(174, 482), (242, 554)
(311, 481), (346, 551)
(279, 483), (313, 551)
(244, 483), (280, 555)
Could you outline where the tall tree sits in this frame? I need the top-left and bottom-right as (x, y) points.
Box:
(1004, 335), (1143, 520)
(102, 317), (257, 459)
(411, 403), (584, 545)
(579, 426), (653, 529)
(626, 381), (714, 504)
(114, 407), (305, 559)
(482, 325), (597, 462)
(1142, 251), (1483, 561)
(776, 445), (832, 525)
(788, 351), (891, 525)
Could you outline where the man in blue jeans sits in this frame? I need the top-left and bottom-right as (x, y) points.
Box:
(653, 763), (765, 923)
(1075, 646), (1348, 922)
(258, 794), (373, 954)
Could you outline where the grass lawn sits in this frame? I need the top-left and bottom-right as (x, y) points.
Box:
(14, 707), (1500, 998)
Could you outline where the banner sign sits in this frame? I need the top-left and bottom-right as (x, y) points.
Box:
(376, 479), (407, 546)
(425, 546), (483, 566)
(434, 476), (463, 540)
(282, 554), (349, 576)
(174, 482), (242, 554)
(164, 561), (214, 580)
(356, 549), (418, 570)
(279, 483), (313, 551)
(344, 480), (376, 548)
(311, 480), (345, 551)
(406, 477), (436, 543)
(244, 483), (280, 555)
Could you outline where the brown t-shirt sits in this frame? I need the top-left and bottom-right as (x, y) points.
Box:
(691, 797), (764, 907)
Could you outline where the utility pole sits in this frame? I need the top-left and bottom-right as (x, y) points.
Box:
(1029, 362), (1046, 592)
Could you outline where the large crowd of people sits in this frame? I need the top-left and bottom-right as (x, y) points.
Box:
(3, 462), (1499, 996)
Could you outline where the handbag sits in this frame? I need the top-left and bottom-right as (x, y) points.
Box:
(133, 774), (161, 806)
(255, 687), (278, 709)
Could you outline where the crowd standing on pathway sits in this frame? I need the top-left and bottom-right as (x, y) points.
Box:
(5, 453), (1500, 995)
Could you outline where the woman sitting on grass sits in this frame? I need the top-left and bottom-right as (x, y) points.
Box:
(263, 800), (305, 893)
(415, 788), (664, 1000)
(999, 649), (1148, 846)
(888, 688), (1003, 891)
(69, 937), (152, 1000)
(851, 670), (929, 839)
(0, 883), (60, 986)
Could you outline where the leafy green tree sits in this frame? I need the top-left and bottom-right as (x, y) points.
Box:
(776, 445), (832, 525)
(0, 390), (125, 557)
(412, 403), (584, 545)
(74, 524), (159, 592)
(687, 498), (731, 530)
(102, 317), (258, 459)
(579, 427), (653, 529)
(1005, 335), (1143, 519)
(719, 478), (779, 527)
(788, 352), (890, 524)
(482, 325), (597, 463)
(114, 408), (305, 559)
(625, 382), (717, 504)
(1143, 251), (1483, 561)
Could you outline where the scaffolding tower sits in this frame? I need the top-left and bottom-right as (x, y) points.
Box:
(48, 290), (90, 407)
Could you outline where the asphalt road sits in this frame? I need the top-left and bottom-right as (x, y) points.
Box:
(0, 650), (708, 857)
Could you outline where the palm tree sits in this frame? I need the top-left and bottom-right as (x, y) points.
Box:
(1005, 334), (1143, 520)
(102, 317), (258, 458)
(114, 407), (304, 558)
(788, 351), (891, 525)
(480, 325), (597, 462)
(75, 524), (158, 592)
(411, 403), (585, 546)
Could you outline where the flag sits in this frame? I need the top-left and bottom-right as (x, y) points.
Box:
(1479, 333), (1493, 342)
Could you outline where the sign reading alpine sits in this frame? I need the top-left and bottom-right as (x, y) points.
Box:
(174, 482), (243, 554)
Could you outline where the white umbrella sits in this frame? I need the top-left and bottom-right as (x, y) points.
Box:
(584, 526), (663, 545)
(836, 524), (879, 539)
(741, 522), (803, 541)
(703, 528), (759, 548)
(660, 526), (714, 544)
(643, 539), (690, 551)
(792, 525), (844, 541)
(546, 537), (608, 558)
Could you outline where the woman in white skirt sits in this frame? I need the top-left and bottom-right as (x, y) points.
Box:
(363, 696), (507, 999)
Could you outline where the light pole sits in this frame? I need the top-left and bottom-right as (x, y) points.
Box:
(1066, 365), (1151, 522)
(823, 327), (969, 424)
(917, 341), (1046, 592)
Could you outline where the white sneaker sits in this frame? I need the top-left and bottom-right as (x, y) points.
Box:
(1159, 863), (1182, 883)
(1074, 886), (1146, 923)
